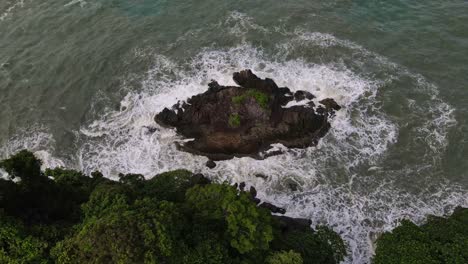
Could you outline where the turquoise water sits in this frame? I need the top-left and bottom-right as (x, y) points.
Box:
(1, 1), (468, 262)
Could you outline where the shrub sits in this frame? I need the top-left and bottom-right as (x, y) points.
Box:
(1, 150), (346, 264)
(0, 151), (93, 225)
(186, 184), (273, 254)
(232, 89), (270, 109)
(52, 199), (183, 264)
(266, 250), (303, 264)
(0, 214), (48, 264)
(140, 169), (202, 203)
(373, 207), (468, 264)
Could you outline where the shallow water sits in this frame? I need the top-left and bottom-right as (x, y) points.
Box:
(1, 1), (468, 263)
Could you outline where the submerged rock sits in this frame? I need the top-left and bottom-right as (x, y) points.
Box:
(155, 69), (340, 160)
(255, 173), (268, 180)
(205, 160), (216, 169)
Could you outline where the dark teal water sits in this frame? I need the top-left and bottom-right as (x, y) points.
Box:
(1, 1), (467, 262)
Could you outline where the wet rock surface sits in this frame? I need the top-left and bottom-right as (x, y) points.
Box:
(155, 69), (340, 160)
(205, 160), (216, 169)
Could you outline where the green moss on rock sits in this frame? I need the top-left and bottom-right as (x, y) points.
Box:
(232, 89), (270, 109)
(228, 113), (241, 128)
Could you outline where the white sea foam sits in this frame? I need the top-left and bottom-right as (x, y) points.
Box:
(0, 168), (8, 180)
(224, 11), (269, 38)
(79, 44), (394, 176)
(0, 0), (25, 22)
(0, 126), (66, 171)
(64, 0), (87, 8)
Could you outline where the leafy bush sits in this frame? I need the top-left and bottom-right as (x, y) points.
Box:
(271, 229), (341, 264)
(140, 169), (194, 202)
(373, 207), (468, 264)
(0, 151), (105, 225)
(316, 226), (348, 263)
(232, 89), (270, 109)
(0, 150), (345, 264)
(266, 250), (303, 264)
(186, 184), (273, 254)
(0, 215), (48, 264)
(52, 199), (183, 264)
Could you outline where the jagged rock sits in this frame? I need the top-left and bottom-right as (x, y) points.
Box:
(259, 202), (286, 214)
(319, 98), (341, 112)
(294, 90), (315, 101)
(155, 69), (340, 160)
(205, 160), (216, 169)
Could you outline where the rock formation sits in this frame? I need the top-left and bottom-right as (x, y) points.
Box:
(155, 69), (340, 160)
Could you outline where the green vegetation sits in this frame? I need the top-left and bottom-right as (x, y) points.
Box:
(229, 113), (241, 128)
(3, 150), (467, 264)
(232, 89), (270, 109)
(271, 226), (346, 264)
(373, 207), (468, 264)
(0, 150), (345, 264)
(266, 250), (303, 264)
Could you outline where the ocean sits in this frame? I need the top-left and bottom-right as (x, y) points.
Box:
(1, 0), (467, 262)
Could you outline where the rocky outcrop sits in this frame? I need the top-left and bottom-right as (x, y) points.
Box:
(155, 69), (340, 160)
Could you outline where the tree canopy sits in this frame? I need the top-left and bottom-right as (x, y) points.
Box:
(0, 150), (346, 263)
(374, 207), (468, 264)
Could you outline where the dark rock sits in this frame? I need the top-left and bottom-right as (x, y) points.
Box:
(252, 197), (261, 204)
(294, 90), (315, 101)
(155, 69), (340, 160)
(233, 70), (279, 93)
(272, 215), (312, 232)
(255, 173), (268, 180)
(143, 126), (158, 134)
(287, 182), (298, 192)
(249, 186), (257, 198)
(205, 160), (216, 169)
(156, 108), (179, 127)
(239, 182), (246, 191)
(259, 202), (286, 214)
(319, 98), (341, 112)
